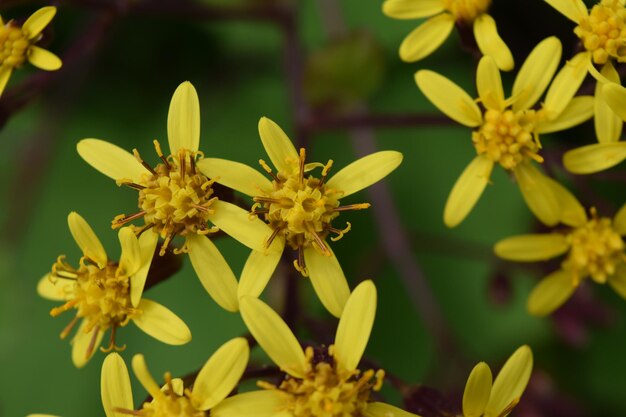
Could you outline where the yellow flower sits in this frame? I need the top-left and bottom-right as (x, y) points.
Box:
(37, 212), (191, 368)
(415, 38), (594, 227)
(197, 117), (402, 317)
(462, 345), (533, 417)
(77, 82), (274, 313)
(0, 6), (62, 97)
(382, 0), (513, 70)
(495, 194), (626, 316)
(211, 280), (419, 417)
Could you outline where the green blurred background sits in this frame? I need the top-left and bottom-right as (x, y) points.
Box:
(1, 0), (626, 416)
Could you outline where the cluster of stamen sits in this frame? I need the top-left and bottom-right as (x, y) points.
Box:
(472, 109), (542, 170)
(259, 346), (384, 417)
(442, 0), (491, 22)
(0, 24), (29, 68)
(563, 209), (625, 285)
(252, 148), (369, 275)
(575, 0), (626, 64)
(114, 140), (217, 256)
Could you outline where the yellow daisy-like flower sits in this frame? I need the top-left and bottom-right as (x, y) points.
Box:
(382, 0), (513, 70)
(77, 81), (274, 313)
(495, 194), (626, 316)
(0, 6), (62, 97)
(211, 280), (419, 417)
(415, 38), (594, 228)
(461, 345), (533, 417)
(197, 117), (402, 318)
(37, 212), (191, 368)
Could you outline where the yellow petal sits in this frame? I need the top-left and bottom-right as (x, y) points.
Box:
(512, 37), (562, 112)
(473, 14), (514, 72)
(238, 244), (284, 299)
(364, 402), (421, 417)
(186, 234), (239, 312)
(415, 70), (482, 127)
(26, 415), (61, 417)
(603, 81), (626, 121)
(167, 378), (184, 396)
(514, 163), (560, 226)
(132, 298), (191, 345)
(196, 158), (273, 197)
(131, 354), (167, 402)
(101, 353), (134, 417)
(563, 142), (626, 174)
(527, 270), (575, 316)
(304, 246), (351, 318)
(544, 176), (587, 227)
(23, 6), (56, 39)
(131, 230), (159, 307)
(543, 52), (588, 118)
(535, 96), (594, 134)
(595, 63), (622, 144)
(444, 155), (494, 227)
(67, 212), (107, 268)
(211, 391), (291, 417)
(168, 81), (200, 154)
(209, 200), (274, 252)
(462, 362), (493, 417)
(192, 337), (250, 410)
(399, 13), (455, 62)
(614, 202), (626, 235)
(239, 296), (307, 378)
(0, 66), (13, 97)
(544, 0), (588, 23)
(258, 117), (298, 173)
(326, 151), (403, 198)
(382, 0), (444, 19)
(117, 227), (141, 277)
(77, 138), (147, 183)
(608, 263), (626, 299)
(476, 56), (505, 111)
(71, 319), (104, 368)
(37, 274), (70, 301)
(485, 345), (533, 416)
(494, 234), (568, 262)
(28, 46), (62, 71)
(334, 280), (376, 371)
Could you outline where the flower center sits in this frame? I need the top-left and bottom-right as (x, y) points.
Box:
(563, 210), (625, 284)
(472, 108), (542, 170)
(574, 0), (626, 64)
(114, 140), (217, 256)
(442, 0), (491, 22)
(0, 24), (29, 68)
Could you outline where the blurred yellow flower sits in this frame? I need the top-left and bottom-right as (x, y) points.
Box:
(197, 117), (402, 317)
(77, 81), (273, 313)
(37, 212), (191, 368)
(383, 0), (513, 70)
(212, 280), (419, 417)
(0, 6), (62, 97)
(415, 38), (593, 227)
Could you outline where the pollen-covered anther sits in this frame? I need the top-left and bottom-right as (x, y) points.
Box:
(472, 108), (542, 170)
(0, 24), (30, 68)
(131, 372), (205, 417)
(575, 0), (626, 64)
(442, 0), (491, 22)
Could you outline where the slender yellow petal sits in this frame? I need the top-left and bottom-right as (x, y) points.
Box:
(382, 0), (444, 19)
(239, 296), (308, 378)
(28, 46), (62, 71)
(132, 298), (191, 345)
(514, 163), (560, 226)
(485, 345), (533, 416)
(544, 176), (587, 227)
(67, 212), (107, 268)
(535, 96), (594, 134)
(101, 352), (133, 417)
(399, 13), (455, 62)
(473, 15), (514, 72)
(304, 246), (351, 318)
(209, 200), (274, 252)
(37, 274), (69, 301)
(77, 138), (147, 183)
(476, 56), (505, 111)
(563, 142), (626, 174)
(608, 263), (626, 299)
(603, 82), (626, 121)
(168, 81), (200, 154)
(543, 52), (588, 118)
(595, 63), (622, 144)
(494, 234), (568, 261)
(326, 151), (403, 198)
(258, 117), (298, 173)
(23, 6), (56, 39)
(444, 155), (494, 227)
(334, 280), (376, 371)
(544, 0), (588, 23)
(130, 230), (159, 307)
(131, 354), (167, 402)
(527, 270), (575, 316)
(0, 67), (13, 97)
(197, 158), (273, 197)
(614, 202), (626, 235)
(192, 337), (249, 410)
(117, 227), (141, 277)
(512, 37), (562, 112)
(238, 243), (284, 299)
(211, 391), (291, 417)
(72, 319), (104, 368)
(186, 234), (239, 312)
(463, 362), (493, 417)
(364, 402), (421, 417)
(26, 415), (61, 417)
